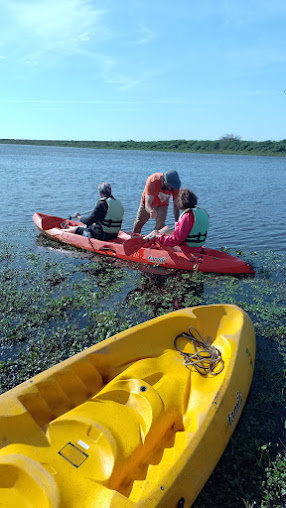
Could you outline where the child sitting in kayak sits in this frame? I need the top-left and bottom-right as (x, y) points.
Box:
(146, 188), (209, 253)
(62, 182), (124, 241)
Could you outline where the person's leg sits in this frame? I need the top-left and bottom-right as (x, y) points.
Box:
(132, 202), (150, 234)
(75, 226), (85, 235)
(62, 225), (103, 238)
(83, 225), (104, 239)
(82, 229), (92, 238)
(155, 206), (168, 230)
(61, 225), (84, 234)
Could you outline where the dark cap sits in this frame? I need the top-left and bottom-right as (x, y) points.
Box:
(164, 170), (181, 189)
(98, 182), (111, 197)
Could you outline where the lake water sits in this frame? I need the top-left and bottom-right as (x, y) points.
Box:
(1, 143), (286, 252)
(1, 143), (285, 508)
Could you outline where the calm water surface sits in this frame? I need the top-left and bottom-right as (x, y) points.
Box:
(1, 144), (285, 251)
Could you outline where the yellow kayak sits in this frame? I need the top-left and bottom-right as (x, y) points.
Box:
(0, 304), (255, 507)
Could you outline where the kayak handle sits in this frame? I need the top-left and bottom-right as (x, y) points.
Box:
(99, 247), (117, 255)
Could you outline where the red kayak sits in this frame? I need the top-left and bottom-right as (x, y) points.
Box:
(33, 213), (254, 274)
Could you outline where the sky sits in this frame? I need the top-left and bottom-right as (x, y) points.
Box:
(0, 0), (285, 141)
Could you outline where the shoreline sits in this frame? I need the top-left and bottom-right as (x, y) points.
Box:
(1, 138), (286, 157)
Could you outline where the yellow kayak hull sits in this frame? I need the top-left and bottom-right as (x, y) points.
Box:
(0, 304), (255, 507)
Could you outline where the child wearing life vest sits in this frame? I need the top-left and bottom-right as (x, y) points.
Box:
(147, 188), (209, 253)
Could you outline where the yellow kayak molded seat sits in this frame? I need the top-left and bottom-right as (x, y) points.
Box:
(0, 350), (191, 502)
(0, 453), (60, 507)
(19, 363), (104, 425)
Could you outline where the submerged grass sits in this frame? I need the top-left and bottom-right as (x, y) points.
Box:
(0, 237), (285, 507)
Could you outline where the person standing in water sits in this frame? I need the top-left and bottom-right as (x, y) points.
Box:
(132, 170), (181, 234)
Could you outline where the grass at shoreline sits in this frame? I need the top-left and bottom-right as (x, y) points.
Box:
(0, 235), (285, 507)
(1, 138), (286, 157)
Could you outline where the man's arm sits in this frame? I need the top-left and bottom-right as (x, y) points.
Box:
(145, 194), (157, 218)
(173, 198), (180, 223)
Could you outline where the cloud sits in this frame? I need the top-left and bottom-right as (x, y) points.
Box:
(103, 75), (141, 91)
(134, 24), (156, 45)
(92, 53), (140, 90)
(0, 1), (149, 91)
(0, 1), (167, 93)
(1, 0), (107, 58)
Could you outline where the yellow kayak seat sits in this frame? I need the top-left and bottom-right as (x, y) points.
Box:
(0, 453), (60, 507)
(0, 350), (190, 501)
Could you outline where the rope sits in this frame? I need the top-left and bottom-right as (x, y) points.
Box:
(174, 326), (224, 376)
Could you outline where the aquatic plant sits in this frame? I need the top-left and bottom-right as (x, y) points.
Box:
(0, 239), (285, 507)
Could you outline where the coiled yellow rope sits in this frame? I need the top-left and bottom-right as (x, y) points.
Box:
(174, 326), (224, 376)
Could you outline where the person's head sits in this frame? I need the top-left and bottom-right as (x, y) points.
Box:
(178, 188), (198, 210)
(98, 182), (112, 197)
(163, 170), (181, 191)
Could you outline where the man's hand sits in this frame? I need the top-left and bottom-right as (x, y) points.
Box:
(144, 229), (159, 239)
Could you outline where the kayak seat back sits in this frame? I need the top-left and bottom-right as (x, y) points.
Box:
(0, 362), (104, 449)
(48, 350), (190, 494)
(0, 350), (191, 500)
(0, 453), (60, 507)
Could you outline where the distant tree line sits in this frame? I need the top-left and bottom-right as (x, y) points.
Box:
(1, 136), (286, 156)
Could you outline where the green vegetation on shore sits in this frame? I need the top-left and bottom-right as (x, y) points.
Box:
(1, 135), (286, 156)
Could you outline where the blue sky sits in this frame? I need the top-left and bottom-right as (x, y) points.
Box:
(0, 0), (285, 141)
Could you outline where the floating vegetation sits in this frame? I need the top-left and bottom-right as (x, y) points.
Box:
(0, 237), (285, 507)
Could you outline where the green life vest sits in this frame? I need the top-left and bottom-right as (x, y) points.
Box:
(100, 197), (124, 235)
(181, 207), (209, 247)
